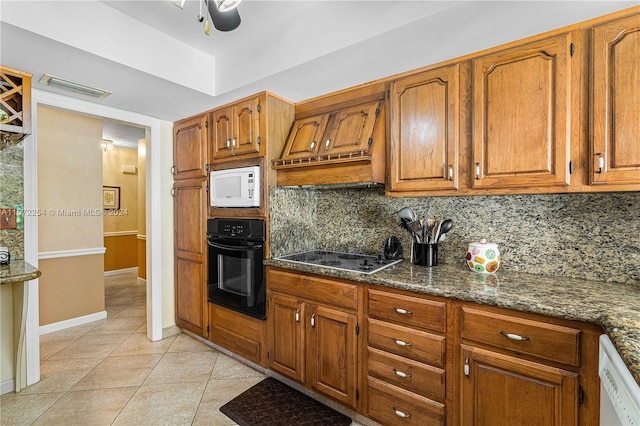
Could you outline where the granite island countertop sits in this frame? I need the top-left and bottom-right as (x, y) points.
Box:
(0, 260), (41, 285)
(266, 258), (640, 386)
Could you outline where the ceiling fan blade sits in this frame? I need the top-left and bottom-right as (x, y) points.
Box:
(207, 2), (241, 32)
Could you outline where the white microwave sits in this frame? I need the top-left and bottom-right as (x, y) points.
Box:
(210, 166), (261, 208)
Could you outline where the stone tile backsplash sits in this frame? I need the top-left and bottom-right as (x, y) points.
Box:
(0, 143), (24, 260)
(270, 186), (640, 285)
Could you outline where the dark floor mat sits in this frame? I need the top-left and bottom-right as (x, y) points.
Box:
(219, 377), (352, 426)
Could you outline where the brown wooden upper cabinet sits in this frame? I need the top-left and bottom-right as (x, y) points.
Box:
(471, 34), (573, 190)
(388, 63), (460, 192)
(211, 96), (261, 160)
(279, 113), (330, 161)
(279, 100), (381, 162)
(591, 13), (640, 186)
(173, 114), (209, 180)
(321, 101), (380, 156)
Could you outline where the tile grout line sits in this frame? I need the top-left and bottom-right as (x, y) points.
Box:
(191, 347), (223, 425)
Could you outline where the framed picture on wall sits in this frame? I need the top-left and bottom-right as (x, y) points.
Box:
(103, 186), (120, 210)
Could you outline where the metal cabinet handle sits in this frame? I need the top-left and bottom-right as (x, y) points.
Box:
(295, 309), (300, 323)
(310, 313), (316, 327)
(325, 139), (331, 150)
(500, 331), (530, 341)
(171, 166), (176, 175)
(475, 163), (480, 179)
(394, 307), (413, 315)
(393, 368), (412, 378)
(464, 357), (470, 377)
(394, 339), (412, 347)
(448, 165), (454, 181)
(226, 139), (231, 149)
(232, 138), (236, 148)
(596, 153), (604, 174)
(310, 141), (316, 152)
(393, 408), (411, 418)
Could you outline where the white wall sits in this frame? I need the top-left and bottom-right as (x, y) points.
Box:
(26, 90), (172, 342)
(160, 121), (175, 329)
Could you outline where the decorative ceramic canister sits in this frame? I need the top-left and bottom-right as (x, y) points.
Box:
(466, 238), (500, 273)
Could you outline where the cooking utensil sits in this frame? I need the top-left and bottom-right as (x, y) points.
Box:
(432, 218), (453, 243)
(431, 220), (442, 244)
(407, 219), (423, 242)
(438, 219), (453, 236)
(398, 217), (411, 233)
(396, 207), (416, 223)
(424, 217), (436, 242)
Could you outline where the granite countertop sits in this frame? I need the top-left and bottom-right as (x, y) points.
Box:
(266, 258), (640, 386)
(0, 260), (41, 285)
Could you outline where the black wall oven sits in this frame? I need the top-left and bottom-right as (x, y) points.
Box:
(207, 218), (266, 320)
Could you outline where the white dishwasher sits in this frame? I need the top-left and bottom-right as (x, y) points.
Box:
(599, 334), (640, 425)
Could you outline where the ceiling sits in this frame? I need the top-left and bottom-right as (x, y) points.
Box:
(1, 0), (637, 146)
(1, 1), (461, 123)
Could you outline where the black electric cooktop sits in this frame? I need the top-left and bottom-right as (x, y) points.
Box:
(275, 250), (402, 275)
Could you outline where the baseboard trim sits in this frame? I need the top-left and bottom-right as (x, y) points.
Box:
(0, 378), (15, 395)
(104, 267), (138, 277)
(39, 311), (107, 335)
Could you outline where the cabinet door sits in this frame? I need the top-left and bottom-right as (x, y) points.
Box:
(591, 14), (640, 185)
(307, 305), (359, 408)
(211, 106), (233, 160)
(320, 101), (380, 157)
(472, 34), (572, 189)
(460, 345), (579, 426)
(232, 96), (262, 157)
(268, 294), (305, 382)
(173, 178), (208, 336)
(173, 114), (208, 180)
(389, 64), (460, 191)
(279, 114), (330, 161)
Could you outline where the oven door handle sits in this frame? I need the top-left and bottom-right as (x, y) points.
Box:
(207, 240), (263, 252)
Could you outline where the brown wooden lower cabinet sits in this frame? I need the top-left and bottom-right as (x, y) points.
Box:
(260, 271), (600, 425)
(173, 178), (208, 337)
(459, 344), (579, 426)
(368, 376), (445, 426)
(366, 286), (449, 424)
(268, 293), (305, 381)
(266, 268), (362, 410)
(209, 303), (267, 367)
(455, 302), (602, 426)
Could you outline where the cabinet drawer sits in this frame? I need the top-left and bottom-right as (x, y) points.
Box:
(368, 318), (445, 366)
(212, 323), (261, 365)
(368, 376), (445, 426)
(368, 347), (445, 402)
(368, 288), (446, 332)
(460, 307), (581, 366)
(267, 269), (358, 310)
(211, 304), (267, 366)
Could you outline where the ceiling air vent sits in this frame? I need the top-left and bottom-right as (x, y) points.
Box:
(39, 74), (111, 98)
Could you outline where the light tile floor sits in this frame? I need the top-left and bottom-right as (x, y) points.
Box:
(0, 271), (266, 425)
